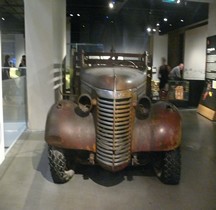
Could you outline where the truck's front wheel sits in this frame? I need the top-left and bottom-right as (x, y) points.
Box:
(153, 148), (181, 185)
(48, 145), (74, 184)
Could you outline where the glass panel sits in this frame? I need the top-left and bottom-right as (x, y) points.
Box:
(2, 73), (27, 153)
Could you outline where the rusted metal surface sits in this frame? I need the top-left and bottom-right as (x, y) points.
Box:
(45, 98), (181, 155)
(132, 101), (181, 152)
(45, 100), (96, 152)
(81, 67), (146, 91)
(46, 53), (182, 173)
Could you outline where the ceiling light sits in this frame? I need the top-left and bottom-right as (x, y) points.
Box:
(169, 24), (172, 26)
(109, 2), (114, 9)
(1, 17), (5, 21)
(163, 18), (168, 22)
(147, 27), (151, 32)
(162, 0), (176, 3)
(162, 0), (180, 3)
(180, 19), (184, 22)
(77, 14), (80, 17)
(152, 29), (156, 32)
(156, 23), (160, 27)
(70, 14), (73, 17)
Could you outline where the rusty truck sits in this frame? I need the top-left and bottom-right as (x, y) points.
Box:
(45, 52), (181, 184)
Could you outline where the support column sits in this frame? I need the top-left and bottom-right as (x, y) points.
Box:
(0, 30), (5, 164)
(207, 2), (216, 36)
(24, 0), (66, 130)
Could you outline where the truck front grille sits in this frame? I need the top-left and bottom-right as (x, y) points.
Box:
(96, 96), (132, 171)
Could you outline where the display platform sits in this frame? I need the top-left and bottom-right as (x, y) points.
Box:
(197, 104), (216, 121)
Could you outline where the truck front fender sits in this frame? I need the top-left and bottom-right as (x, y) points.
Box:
(45, 100), (96, 152)
(132, 101), (182, 152)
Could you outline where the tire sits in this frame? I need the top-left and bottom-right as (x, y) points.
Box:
(153, 147), (181, 185)
(48, 145), (74, 184)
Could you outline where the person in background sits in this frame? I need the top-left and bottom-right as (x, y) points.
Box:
(169, 63), (184, 80)
(19, 55), (26, 76)
(158, 57), (170, 91)
(2, 55), (11, 80)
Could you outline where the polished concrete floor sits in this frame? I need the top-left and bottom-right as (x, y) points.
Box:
(0, 109), (216, 210)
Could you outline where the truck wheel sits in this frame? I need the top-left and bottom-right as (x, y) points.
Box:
(48, 145), (74, 184)
(153, 148), (181, 185)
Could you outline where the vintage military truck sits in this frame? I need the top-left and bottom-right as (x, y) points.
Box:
(45, 52), (181, 185)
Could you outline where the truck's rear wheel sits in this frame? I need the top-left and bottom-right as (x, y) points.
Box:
(48, 145), (74, 184)
(153, 147), (181, 185)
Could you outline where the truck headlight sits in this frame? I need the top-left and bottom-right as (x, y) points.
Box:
(78, 94), (93, 113)
(136, 96), (151, 119)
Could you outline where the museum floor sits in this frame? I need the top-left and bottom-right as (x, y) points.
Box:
(0, 109), (216, 210)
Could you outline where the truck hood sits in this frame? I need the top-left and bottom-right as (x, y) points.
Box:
(80, 66), (146, 91)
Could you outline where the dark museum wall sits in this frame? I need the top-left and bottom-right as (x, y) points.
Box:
(168, 31), (185, 68)
(76, 11), (151, 53)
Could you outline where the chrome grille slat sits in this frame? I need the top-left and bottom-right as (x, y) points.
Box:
(97, 154), (130, 163)
(97, 136), (130, 146)
(98, 122), (129, 130)
(97, 138), (130, 148)
(97, 130), (113, 138)
(96, 96), (132, 170)
(97, 158), (129, 167)
(97, 129), (114, 135)
(114, 113), (130, 118)
(98, 111), (131, 118)
(98, 107), (114, 113)
(98, 115), (114, 121)
(98, 98), (113, 104)
(99, 104), (114, 109)
(98, 111), (114, 118)
(97, 152), (130, 163)
(98, 98), (130, 105)
(98, 123), (113, 130)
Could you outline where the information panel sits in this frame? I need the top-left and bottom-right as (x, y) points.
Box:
(197, 35), (216, 120)
(206, 35), (216, 80)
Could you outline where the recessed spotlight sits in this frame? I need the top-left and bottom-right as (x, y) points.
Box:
(147, 27), (151, 32)
(180, 19), (184, 22)
(156, 23), (160, 27)
(70, 14), (73, 17)
(169, 24), (172, 26)
(1, 17), (5, 21)
(109, 2), (114, 9)
(164, 18), (168, 22)
(153, 28), (156, 32)
(77, 14), (80, 17)
(177, 0), (181, 3)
